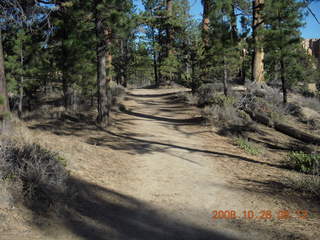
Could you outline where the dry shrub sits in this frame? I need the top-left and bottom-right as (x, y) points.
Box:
(197, 84), (219, 107)
(238, 83), (290, 122)
(0, 138), (68, 210)
(202, 105), (248, 127)
(110, 83), (126, 106)
(285, 151), (320, 199)
(293, 94), (320, 113)
(288, 172), (320, 199)
(175, 91), (199, 105)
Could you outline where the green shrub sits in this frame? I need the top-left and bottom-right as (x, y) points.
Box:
(235, 137), (262, 156)
(288, 151), (320, 175)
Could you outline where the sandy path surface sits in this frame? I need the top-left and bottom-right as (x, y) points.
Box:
(2, 88), (318, 240)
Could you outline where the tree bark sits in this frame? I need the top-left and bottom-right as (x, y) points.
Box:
(252, 0), (265, 83)
(0, 30), (10, 119)
(166, 0), (173, 56)
(280, 57), (287, 104)
(95, 10), (109, 127)
(120, 39), (126, 87)
(18, 44), (24, 118)
(151, 27), (159, 87)
(223, 59), (228, 97)
(106, 30), (113, 85)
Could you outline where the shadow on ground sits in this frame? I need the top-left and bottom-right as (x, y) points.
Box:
(27, 176), (310, 240)
(30, 177), (239, 240)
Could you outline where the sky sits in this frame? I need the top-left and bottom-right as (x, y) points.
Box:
(134, 0), (320, 39)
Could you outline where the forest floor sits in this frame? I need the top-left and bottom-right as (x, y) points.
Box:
(1, 88), (319, 240)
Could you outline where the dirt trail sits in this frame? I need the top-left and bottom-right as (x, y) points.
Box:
(3, 88), (319, 240)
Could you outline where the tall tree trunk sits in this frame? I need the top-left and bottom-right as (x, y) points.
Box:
(166, 0), (173, 55)
(18, 44), (24, 118)
(95, 11), (109, 127)
(252, 0), (265, 83)
(0, 30), (10, 121)
(231, 2), (238, 42)
(163, 0), (173, 86)
(151, 27), (159, 87)
(201, 0), (211, 84)
(106, 33), (113, 84)
(202, 0), (210, 48)
(61, 15), (72, 110)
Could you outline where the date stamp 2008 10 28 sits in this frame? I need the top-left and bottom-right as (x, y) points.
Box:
(211, 210), (312, 221)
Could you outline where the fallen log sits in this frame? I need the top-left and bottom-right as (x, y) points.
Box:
(245, 109), (320, 145)
(245, 110), (273, 127)
(274, 122), (320, 145)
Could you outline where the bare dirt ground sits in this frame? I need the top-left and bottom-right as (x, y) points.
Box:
(1, 88), (319, 240)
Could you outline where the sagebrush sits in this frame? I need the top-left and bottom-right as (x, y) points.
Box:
(0, 139), (68, 209)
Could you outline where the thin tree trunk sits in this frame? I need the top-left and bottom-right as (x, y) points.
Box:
(252, 0), (265, 83)
(0, 30), (10, 120)
(120, 39), (125, 86)
(223, 58), (228, 96)
(280, 57), (287, 104)
(157, 27), (164, 87)
(151, 27), (159, 87)
(191, 58), (196, 95)
(62, 77), (72, 109)
(95, 11), (109, 127)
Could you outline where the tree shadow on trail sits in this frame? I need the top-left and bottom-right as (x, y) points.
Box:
(27, 176), (311, 240)
(127, 92), (179, 98)
(121, 107), (204, 125)
(29, 176), (238, 240)
(87, 129), (290, 170)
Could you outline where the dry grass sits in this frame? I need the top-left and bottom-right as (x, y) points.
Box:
(175, 91), (199, 105)
(202, 105), (245, 127)
(288, 173), (320, 199)
(0, 120), (69, 211)
(292, 94), (320, 113)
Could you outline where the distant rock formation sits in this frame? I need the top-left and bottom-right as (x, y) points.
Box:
(302, 39), (320, 63)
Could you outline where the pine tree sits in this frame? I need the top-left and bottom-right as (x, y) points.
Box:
(0, 0), (53, 120)
(264, 0), (305, 103)
(93, 0), (133, 126)
(200, 0), (241, 95)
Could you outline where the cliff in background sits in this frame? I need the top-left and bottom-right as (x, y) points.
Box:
(302, 39), (320, 64)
